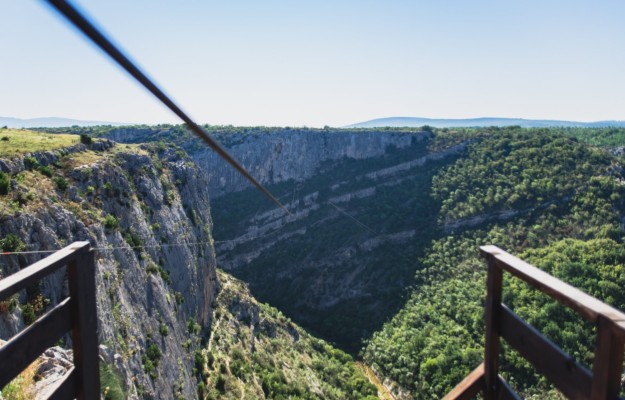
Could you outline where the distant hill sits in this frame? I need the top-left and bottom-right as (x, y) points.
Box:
(0, 116), (126, 128)
(346, 116), (625, 128)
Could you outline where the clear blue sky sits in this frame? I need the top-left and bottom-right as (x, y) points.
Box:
(1, 1), (624, 127)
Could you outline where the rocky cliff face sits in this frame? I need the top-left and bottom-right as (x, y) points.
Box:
(0, 141), (218, 399)
(195, 129), (429, 197)
(101, 126), (430, 198)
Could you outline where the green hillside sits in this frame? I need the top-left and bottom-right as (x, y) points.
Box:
(363, 129), (625, 398)
(200, 271), (377, 399)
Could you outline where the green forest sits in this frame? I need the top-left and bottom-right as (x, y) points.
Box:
(363, 127), (625, 398)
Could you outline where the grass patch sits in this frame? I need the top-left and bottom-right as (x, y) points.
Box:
(0, 358), (40, 400)
(62, 150), (106, 169)
(0, 129), (78, 157)
(100, 361), (125, 400)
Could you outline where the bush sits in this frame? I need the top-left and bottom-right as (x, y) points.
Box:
(196, 382), (206, 399)
(146, 262), (159, 275)
(80, 134), (93, 145)
(53, 176), (68, 191)
(103, 215), (119, 230)
(21, 303), (36, 325)
(123, 229), (143, 248)
(23, 156), (38, 169)
(215, 375), (226, 393)
(146, 343), (161, 365)
(159, 323), (169, 337)
(0, 234), (26, 252)
(38, 165), (53, 177)
(0, 171), (10, 195)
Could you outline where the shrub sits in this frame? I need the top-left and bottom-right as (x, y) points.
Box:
(53, 176), (68, 191)
(103, 215), (119, 230)
(80, 134), (93, 145)
(196, 382), (206, 399)
(215, 375), (226, 393)
(21, 303), (36, 325)
(123, 229), (143, 249)
(159, 323), (169, 337)
(187, 317), (201, 335)
(158, 266), (171, 284)
(146, 343), (161, 365)
(23, 156), (38, 169)
(38, 165), (53, 177)
(146, 262), (159, 274)
(1, 136), (9, 141)
(0, 171), (10, 195)
(0, 234), (26, 252)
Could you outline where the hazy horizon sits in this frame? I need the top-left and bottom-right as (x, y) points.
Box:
(2, 1), (625, 127)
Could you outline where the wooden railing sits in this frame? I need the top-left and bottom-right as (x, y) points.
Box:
(444, 245), (625, 400)
(0, 241), (99, 400)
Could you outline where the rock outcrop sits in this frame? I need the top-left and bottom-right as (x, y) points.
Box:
(0, 142), (218, 399)
(194, 129), (432, 197)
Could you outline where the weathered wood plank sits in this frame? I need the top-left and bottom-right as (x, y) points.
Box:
(0, 298), (72, 389)
(0, 241), (90, 301)
(500, 305), (592, 399)
(46, 367), (76, 400)
(483, 253), (503, 400)
(590, 315), (625, 400)
(68, 250), (100, 400)
(480, 245), (625, 331)
(442, 363), (485, 400)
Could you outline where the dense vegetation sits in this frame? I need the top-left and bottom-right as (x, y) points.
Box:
(364, 128), (625, 398)
(200, 271), (377, 400)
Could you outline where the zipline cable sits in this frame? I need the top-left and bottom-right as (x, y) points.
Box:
(42, 0), (290, 216)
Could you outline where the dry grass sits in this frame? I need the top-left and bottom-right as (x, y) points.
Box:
(62, 150), (105, 169)
(0, 355), (40, 400)
(0, 128), (78, 157)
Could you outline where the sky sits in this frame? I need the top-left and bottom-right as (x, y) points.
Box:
(1, 0), (624, 127)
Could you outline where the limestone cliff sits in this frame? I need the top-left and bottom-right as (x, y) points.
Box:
(0, 141), (217, 399)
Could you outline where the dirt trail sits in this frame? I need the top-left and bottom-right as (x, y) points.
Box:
(356, 362), (396, 400)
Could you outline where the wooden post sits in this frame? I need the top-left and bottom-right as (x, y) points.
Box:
(68, 249), (100, 400)
(483, 253), (503, 400)
(590, 316), (625, 399)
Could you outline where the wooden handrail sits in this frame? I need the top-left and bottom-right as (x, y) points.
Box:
(480, 245), (625, 330)
(0, 241), (90, 300)
(446, 245), (625, 400)
(0, 241), (99, 400)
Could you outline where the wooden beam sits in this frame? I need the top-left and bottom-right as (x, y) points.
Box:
(480, 246), (625, 333)
(500, 305), (592, 399)
(442, 363), (485, 400)
(0, 298), (72, 389)
(68, 250), (100, 400)
(590, 315), (625, 399)
(0, 241), (90, 301)
(483, 252), (503, 400)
